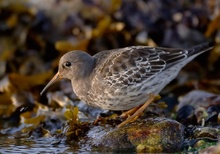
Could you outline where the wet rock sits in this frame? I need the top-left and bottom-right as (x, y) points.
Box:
(176, 105), (197, 125)
(77, 101), (107, 118)
(205, 112), (219, 125)
(193, 127), (220, 140)
(176, 90), (220, 125)
(128, 118), (184, 153)
(87, 125), (134, 152)
(87, 117), (184, 153)
(177, 90), (220, 110)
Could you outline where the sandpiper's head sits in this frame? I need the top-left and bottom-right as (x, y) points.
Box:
(40, 50), (94, 95)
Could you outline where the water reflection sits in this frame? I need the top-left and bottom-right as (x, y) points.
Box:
(0, 136), (75, 153)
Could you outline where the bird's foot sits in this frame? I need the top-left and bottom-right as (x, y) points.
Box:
(120, 105), (142, 119)
(93, 116), (103, 125)
(117, 94), (160, 128)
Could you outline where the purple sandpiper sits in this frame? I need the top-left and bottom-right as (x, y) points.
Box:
(41, 41), (214, 127)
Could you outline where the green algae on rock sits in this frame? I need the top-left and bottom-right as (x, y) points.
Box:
(89, 117), (184, 153)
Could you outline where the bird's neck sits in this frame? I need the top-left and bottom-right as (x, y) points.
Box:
(71, 77), (91, 101)
(81, 56), (96, 77)
(71, 58), (95, 99)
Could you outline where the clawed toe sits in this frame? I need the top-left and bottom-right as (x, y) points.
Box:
(117, 94), (159, 128)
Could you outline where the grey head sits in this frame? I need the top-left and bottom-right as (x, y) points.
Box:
(40, 50), (95, 95)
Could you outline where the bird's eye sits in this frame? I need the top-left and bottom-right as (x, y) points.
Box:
(64, 62), (71, 68)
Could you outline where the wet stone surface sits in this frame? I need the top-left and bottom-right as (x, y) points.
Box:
(0, 0), (218, 153)
(86, 117), (184, 153)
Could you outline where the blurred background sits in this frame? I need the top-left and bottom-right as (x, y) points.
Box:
(0, 0), (220, 152)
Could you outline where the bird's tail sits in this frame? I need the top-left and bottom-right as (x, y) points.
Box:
(187, 41), (214, 56)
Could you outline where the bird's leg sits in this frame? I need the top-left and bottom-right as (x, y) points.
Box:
(120, 105), (142, 118)
(117, 94), (160, 128)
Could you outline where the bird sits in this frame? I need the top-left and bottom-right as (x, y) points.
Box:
(40, 41), (214, 127)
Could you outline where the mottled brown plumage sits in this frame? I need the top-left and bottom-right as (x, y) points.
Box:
(41, 42), (214, 111)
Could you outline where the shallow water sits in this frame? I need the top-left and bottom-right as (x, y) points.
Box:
(0, 136), (78, 154)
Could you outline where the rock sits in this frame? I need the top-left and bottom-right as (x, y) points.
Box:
(176, 105), (197, 125)
(176, 90), (220, 125)
(87, 117), (184, 153)
(194, 127), (220, 140)
(177, 90), (220, 110)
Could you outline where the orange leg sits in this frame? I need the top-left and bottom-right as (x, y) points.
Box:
(117, 94), (160, 128)
(120, 105), (142, 118)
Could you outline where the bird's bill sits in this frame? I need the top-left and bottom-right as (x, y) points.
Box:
(40, 72), (62, 95)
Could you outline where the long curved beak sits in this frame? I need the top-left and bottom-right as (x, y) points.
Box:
(40, 72), (62, 95)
